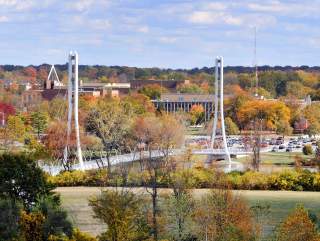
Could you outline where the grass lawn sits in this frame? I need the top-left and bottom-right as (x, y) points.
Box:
(56, 187), (320, 239)
(236, 152), (313, 165)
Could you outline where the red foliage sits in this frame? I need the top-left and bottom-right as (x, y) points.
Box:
(0, 102), (15, 119)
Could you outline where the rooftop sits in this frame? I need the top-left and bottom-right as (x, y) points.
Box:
(157, 93), (214, 102)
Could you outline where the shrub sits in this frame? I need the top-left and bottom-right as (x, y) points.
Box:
(240, 171), (270, 190)
(0, 198), (22, 241)
(71, 229), (97, 241)
(20, 211), (45, 241)
(49, 170), (107, 187)
(303, 144), (313, 155)
(270, 170), (302, 191)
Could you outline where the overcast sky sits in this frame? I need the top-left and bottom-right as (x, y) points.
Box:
(0, 0), (320, 68)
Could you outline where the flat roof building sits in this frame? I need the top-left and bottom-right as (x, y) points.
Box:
(152, 93), (214, 122)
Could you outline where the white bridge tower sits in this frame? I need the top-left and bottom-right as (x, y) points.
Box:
(63, 51), (84, 170)
(210, 56), (231, 163)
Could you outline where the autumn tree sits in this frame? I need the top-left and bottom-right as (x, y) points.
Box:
(132, 114), (184, 241)
(272, 206), (319, 241)
(44, 120), (95, 170)
(177, 83), (203, 94)
(304, 103), (320, 136)
(2, 115), (27, 147)
(89, 189), (149, 241)
(189, 104), (204, 125)
(237, 99), (291, 132)
(85, 98), (133, 174)
(138, 84), (167, 100)
(194, 185), (259, 241)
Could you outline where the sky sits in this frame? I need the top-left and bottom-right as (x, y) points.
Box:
(0, 0), (320, 68)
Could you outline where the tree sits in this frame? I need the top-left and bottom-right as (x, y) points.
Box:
(86, 99), (133, 175)
(304, 103), (320, 136)
(237, 100), (291, 132)
(6, 114), (26, 143)
(0, 153), (55, 210)
(177, 83), (203, 94)
(165, 170), (196, 241)
(138, 84), (167, 100)
(225, 117), (240, 135)
(303, 144), (313, 155)
(36, 197), (73, 240)
(194, 186), (259, 241)
(44, 121), (93, 170)
(276, 119), (293, 138)
(189, 104), (204, 125)
(132, 114), (184, 241)
(31, 111), (49, 138)
(0, 198), (22, 241)
(89, 189), (149, 241)
(272, 206), (319, 241)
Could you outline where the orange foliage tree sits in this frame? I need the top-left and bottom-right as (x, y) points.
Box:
(237, 100), (291, 132)
(273, 206), (320, 241)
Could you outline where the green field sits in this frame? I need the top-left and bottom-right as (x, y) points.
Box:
(57, 187), (320, 239)
(236, 152), (313, 165)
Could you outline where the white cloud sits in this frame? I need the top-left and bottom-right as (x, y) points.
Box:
(66, 0), (109, 12)
(71, 16), (111, 30)
(188, 11), (222, 24)
(0, 16), (9, 22)
(205, 2), (228, 10)
(247, 1), (320, 17)
(159, 36), (177, 44)
(137, 26), (149, 33)
(0, 0), (36, 11)
(91, 19), (111, 30)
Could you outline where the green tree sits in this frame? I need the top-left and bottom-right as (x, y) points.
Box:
(177, 83), (203, 94)
(138, 84), (167, 100)
(31, 111), (49, 138)
(0, 153), (55, 210)
(89, 189), (149, 241)
(0, 198), (22, 241)
(225, 117), (240, 135)
(36, 197), (73, 239)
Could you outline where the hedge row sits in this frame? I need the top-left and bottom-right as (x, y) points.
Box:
(48, 168), (320, 191)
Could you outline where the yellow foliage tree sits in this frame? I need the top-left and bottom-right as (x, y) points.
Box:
(274, 206), (319, 241)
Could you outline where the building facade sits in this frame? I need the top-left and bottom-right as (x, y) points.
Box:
(152, 94), (214, 122)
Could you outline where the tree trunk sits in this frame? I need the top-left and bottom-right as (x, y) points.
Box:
(152, 187), (158, 241)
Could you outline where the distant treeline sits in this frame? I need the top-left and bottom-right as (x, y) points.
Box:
(2, 64), (320, 76)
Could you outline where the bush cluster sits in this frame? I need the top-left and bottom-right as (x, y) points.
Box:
(49, 168), (320, 191)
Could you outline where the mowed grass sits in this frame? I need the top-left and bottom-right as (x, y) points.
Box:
(56, 187), (320, 239)
(237, 152), (313, 165)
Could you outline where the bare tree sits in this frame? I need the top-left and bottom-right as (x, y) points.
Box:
(132, 114), (184, 241)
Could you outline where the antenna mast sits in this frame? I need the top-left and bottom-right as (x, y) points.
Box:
(254, 26), (258, 97)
